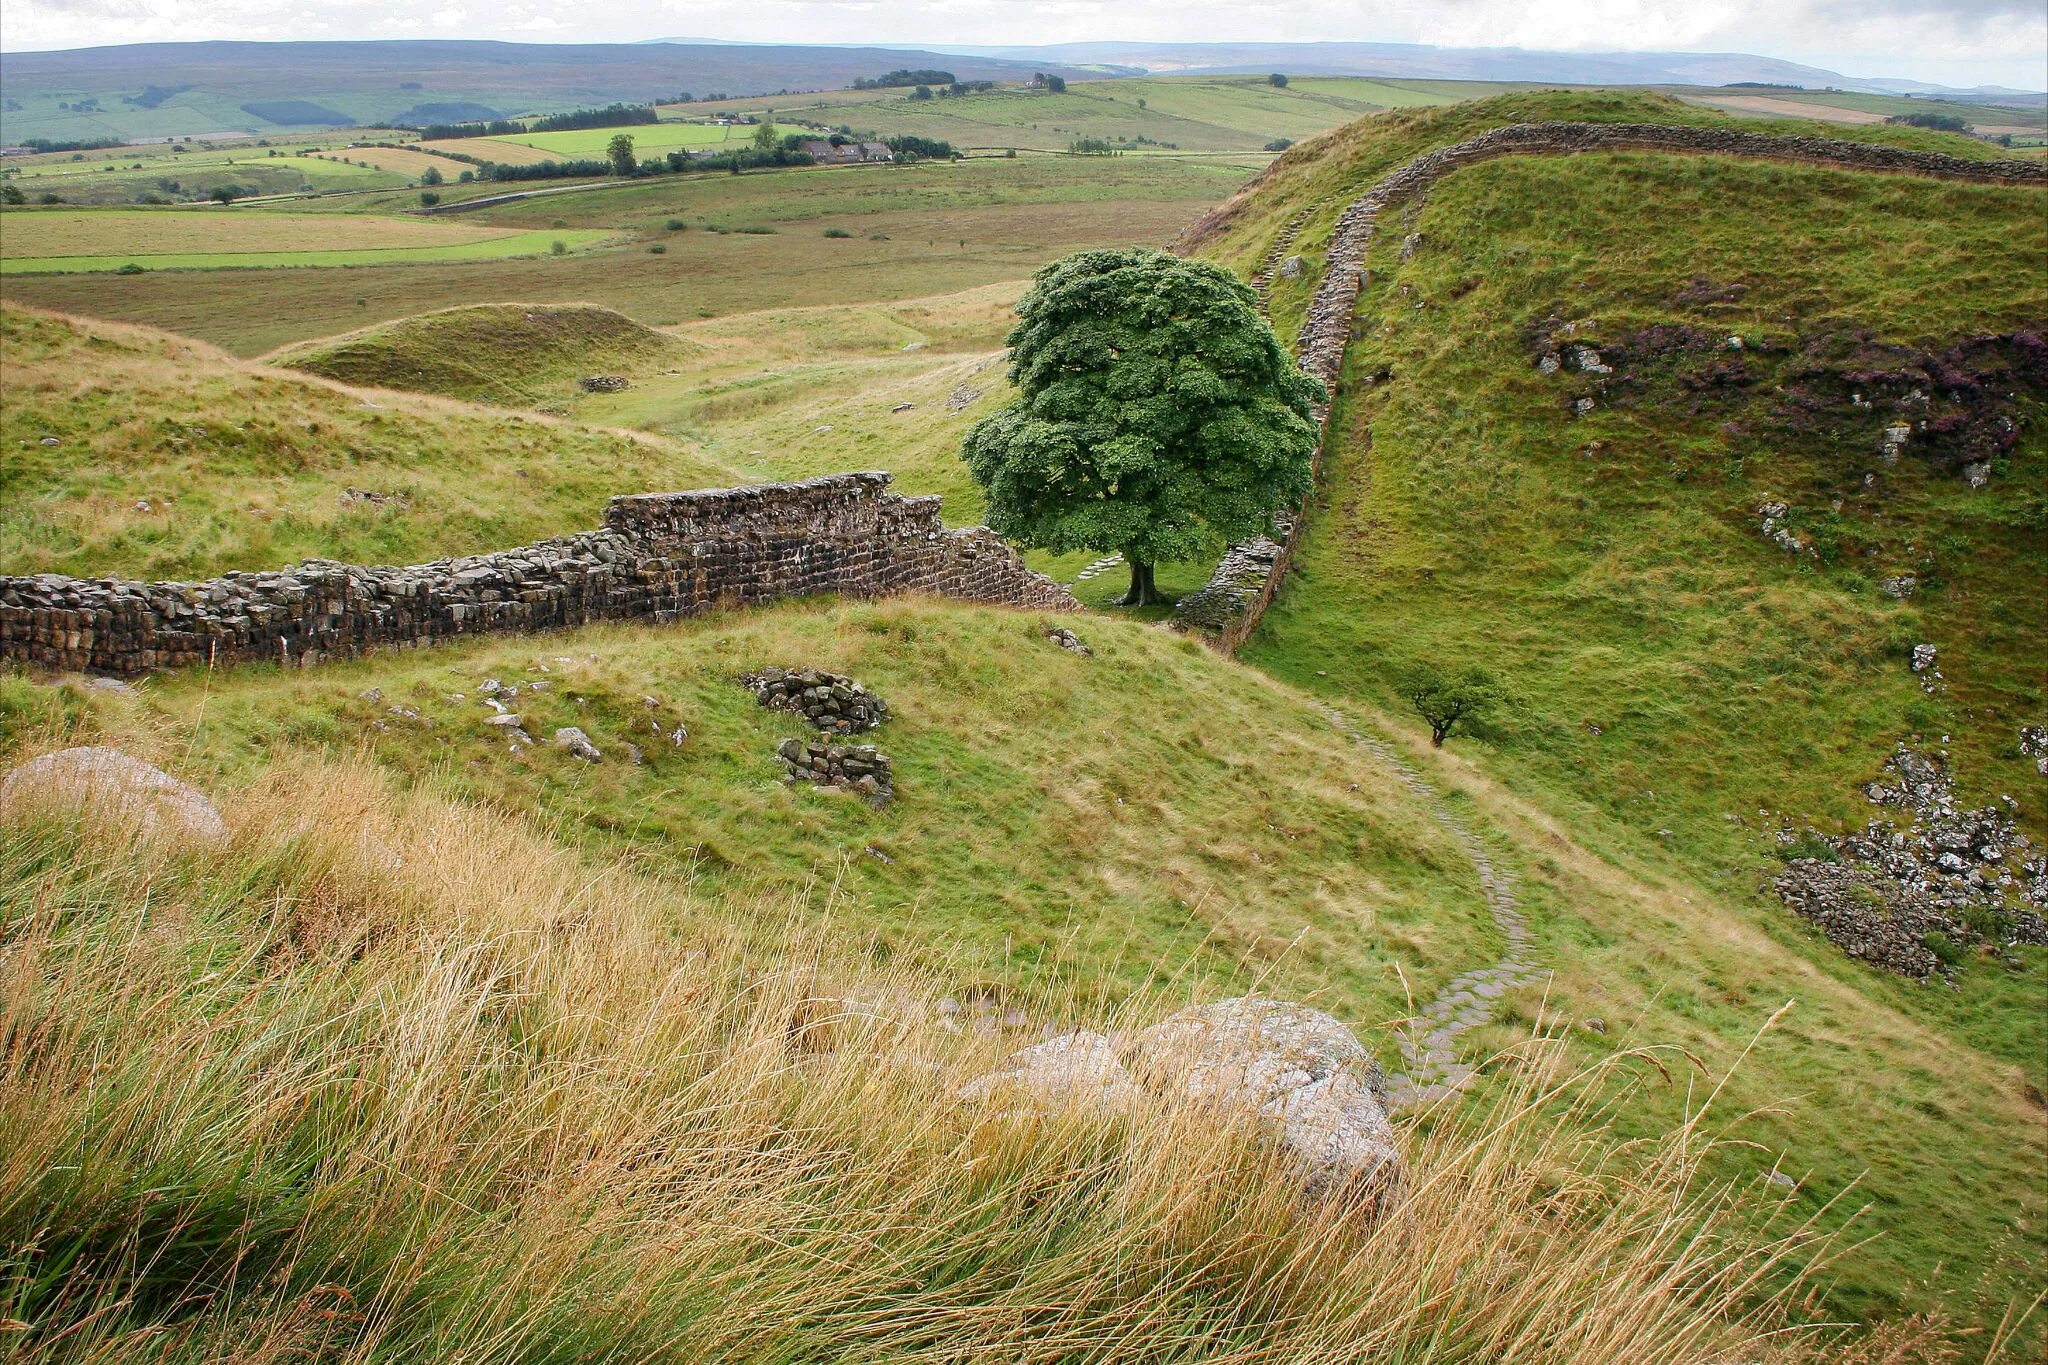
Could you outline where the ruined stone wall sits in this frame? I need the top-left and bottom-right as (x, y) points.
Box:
(1174, 123), (2048, 648)
(1, 472), (1078, 676)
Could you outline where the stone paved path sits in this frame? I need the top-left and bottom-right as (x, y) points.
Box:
(1070, 552), (1125, 586)
(1314, 703), (1544, 1112)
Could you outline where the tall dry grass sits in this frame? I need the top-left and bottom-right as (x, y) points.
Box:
(0, 755), (1961, 1361)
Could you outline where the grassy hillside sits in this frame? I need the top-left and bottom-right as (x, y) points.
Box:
(271, 302), (688, 406)
(0, 305), (734, 579)
(1184, 91), (2047, 1345)
(6, 597), (2045, 1350)
(0, 690), (1866, 1362)
(1181, 91), (2011, 350)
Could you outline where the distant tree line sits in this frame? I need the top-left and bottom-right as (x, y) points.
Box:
(424, 130), (957, 187)
(403, 104), (660, 141)
(1885, 111), (1972, 132)
(17, 137), (126, 153)
(854, 69), (955, 89)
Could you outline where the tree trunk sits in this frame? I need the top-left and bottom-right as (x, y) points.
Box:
(1118, 558), (1159, 606)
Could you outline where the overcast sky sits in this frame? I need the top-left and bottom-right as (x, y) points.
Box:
(3, 0), (2044, 90)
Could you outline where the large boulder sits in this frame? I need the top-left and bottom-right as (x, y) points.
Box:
(0, 746), (227, 843)
(957, 1031), (1141, 1109)
(1130, 997), (1398, 1199)
(959, 997), (1400, 1203)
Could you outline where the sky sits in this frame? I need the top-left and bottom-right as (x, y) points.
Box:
(2, 0), (2044, 90)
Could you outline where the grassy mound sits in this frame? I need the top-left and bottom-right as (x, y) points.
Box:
(269, 301), (687, 407)
(0, 304), (735, 580)
(1184, 94), (2046, 1342)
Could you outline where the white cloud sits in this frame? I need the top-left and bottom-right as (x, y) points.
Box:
(0, 0), (2041, 89)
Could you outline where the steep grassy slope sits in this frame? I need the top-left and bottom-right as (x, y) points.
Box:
(1180, 91), (2012, 352)
(270, 302), (689, 406)
(1187, 94), (2047, 1341)
(0, 305), (735, 579)
(4, 603), (1492, 1061)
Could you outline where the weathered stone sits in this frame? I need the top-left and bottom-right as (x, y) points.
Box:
(958, 1031), (1141, 1108)
(552, 727), (602, 762)
(0, 746), (227, 843)
(1046, 627), (1092, 656)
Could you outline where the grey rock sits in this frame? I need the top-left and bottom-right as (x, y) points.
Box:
(552, 727), (602, 762)
(1, 746), (227, 843)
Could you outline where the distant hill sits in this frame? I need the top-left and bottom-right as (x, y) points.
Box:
(0, 39), (1095, 144)
(925, 40), (2044, 102)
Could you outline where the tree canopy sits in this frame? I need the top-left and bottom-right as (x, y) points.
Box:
(961, 248), (1324, 604)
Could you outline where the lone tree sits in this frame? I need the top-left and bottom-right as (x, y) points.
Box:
(752, 121), (778, 154)
(606, 133), (636, 178)
(962, 249), (1323, 605)
(1268, 72), (1289, 87)
(1398, 663), (1502, 747)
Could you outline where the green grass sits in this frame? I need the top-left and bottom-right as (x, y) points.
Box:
(0, 305), (736, 579)
(1182, 95), (2046, 1342)
(0, 602), (1493, 1040)
(677, 76), (1532, 153)
(477, 120), (788, 159)
(0, 206), (612, 274)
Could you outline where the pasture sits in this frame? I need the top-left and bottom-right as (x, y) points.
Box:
(474, 120), (789, 160)
(0, 207), (610, 273)
(0, 155), (1244, 351)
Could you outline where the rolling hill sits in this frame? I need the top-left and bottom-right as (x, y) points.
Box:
(0, 39), (1097, 144)
(3, 86), (2046, 1359)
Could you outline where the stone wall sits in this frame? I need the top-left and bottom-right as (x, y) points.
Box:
(1173, 122), (2048, 648)
(1, 472), (1078, 677)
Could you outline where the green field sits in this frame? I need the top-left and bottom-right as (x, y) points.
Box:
(476, 119), (789, 160)
(673, 75), (1455, 153)
(0, 132), (446, 204)
(0, 207), (612, 273)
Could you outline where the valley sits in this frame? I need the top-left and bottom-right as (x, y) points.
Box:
(2, 47), (2044, 1363)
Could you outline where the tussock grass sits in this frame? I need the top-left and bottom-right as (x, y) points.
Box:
(0, 752), (1898, 1361)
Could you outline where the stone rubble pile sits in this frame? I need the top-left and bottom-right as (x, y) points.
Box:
(578, 374), (629, 392)
(1774, 746), (2048, 977)
(741, 666), (889, 734)
(777, 736), (893, 803)
(1045, 626), (1092, 656)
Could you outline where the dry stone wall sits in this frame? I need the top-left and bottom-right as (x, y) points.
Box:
(2, 472), (1078, 677)
(1174, 122), (2048, 648)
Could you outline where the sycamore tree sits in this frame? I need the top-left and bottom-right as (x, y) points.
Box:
(962, 249), (1324, 605)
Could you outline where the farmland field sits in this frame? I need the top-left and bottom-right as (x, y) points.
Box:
(0, 208), (611, 273)
(0, 134), (464, 204)
(671, 75), (1517, 152)
(473, 120), (789, 160)
(0, 156), (1243, 350)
